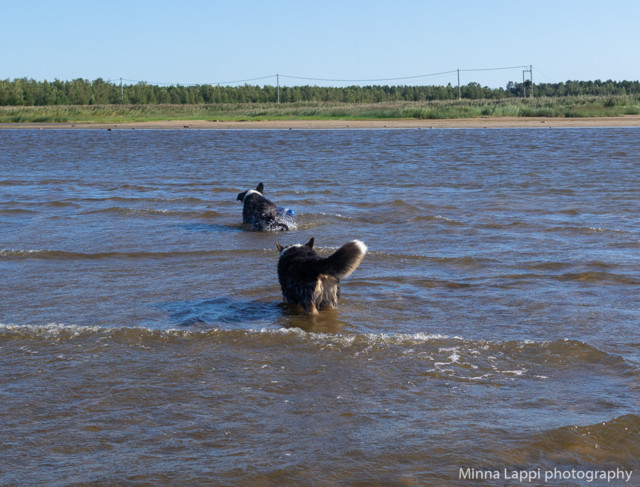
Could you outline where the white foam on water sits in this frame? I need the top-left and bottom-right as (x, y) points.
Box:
(0, 322), (103, 335)
(448, 352), (461, 363)
(1, 248), (45, 257)
(503, 369), (527, 376)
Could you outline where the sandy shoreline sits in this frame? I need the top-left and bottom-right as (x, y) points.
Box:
(2, 116), (640, 130)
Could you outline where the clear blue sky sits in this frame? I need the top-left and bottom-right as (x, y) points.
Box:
(3, 0), (639, 89)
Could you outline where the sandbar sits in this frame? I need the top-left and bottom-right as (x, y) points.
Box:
(2, 116), (640, 130)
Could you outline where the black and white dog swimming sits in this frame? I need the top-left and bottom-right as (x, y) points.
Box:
(236, 182), (289, 231)
(276, 237), (367, 315)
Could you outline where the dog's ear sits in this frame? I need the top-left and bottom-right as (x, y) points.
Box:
(237, 191), (247, 202)
(306, 237), (315, 249)
(276, 242), (283, 253)
(256, 182), (264, 193)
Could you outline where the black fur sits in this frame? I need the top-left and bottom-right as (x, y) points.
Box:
(276, 237), (367, 315)
(236, 182), (289, 231)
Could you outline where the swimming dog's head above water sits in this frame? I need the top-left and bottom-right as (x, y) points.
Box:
(237, 182), (264, 203)
(236, 182), (289, 231)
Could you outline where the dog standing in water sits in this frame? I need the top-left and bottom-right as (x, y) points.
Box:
(237, 182), (289, 231)
(276, 238), (367, 315)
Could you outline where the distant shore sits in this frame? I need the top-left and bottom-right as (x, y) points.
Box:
(3, 116), (640, 130)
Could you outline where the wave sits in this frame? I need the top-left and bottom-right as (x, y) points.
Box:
(305, 212), (464, 228)
(108, 184), (158, 192)
(1, 199), (80, 209)
(505, 414), (640, 467)
(387, 199), (421, 211)
(80, 207), (195, 217)
(0, 208), (37, 215)
(313, 211), (353, 221)
(277, 188), (338, 197)
(2, 323), (634, 374)
(159, 297), (282, 327)
(69, 196), (207, 204)
(0, 323), (442, 342)
(494, 264), (640, 286)
(554, 270), (640, 285)
(0, 178), (78, 187)
(409, 214), (465, 225)
(49, 200), (80, 208)
(496, 260), (640, 283)
(1, 201), (80, 209)
(0, 248), (256, 261)
(194, 210), (224, 218)
(357, 275), (473, 290)
(76, 206), (225, 219)
(3, 323), (637, 390)
(495, 270), (640, 286)
(545, 225), (626, 235)
(0, 179), (23, 186)
(363, 252), (498, 271)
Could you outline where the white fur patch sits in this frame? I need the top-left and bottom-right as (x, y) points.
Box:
(242, 189), (262, 201)
(352, 240), (368, 255)
(279, 243), (302, 257)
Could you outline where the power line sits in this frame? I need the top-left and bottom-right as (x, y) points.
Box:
(113, 65), (531, 87)
(117, 75), (277, 86)
(210, 75), (276, 85)
(533, 66), (554, 83)
(459, 65), (528, 72)
(278, 70), (458, 83)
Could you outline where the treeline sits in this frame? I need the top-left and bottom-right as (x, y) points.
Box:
(1, 77), (640, 106)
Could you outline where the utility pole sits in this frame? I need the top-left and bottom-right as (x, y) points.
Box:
(457, 69), (461, 100)
(120, 77), (124, 104)
(522, 65), (533, 98)
(277, 74), (280, 104)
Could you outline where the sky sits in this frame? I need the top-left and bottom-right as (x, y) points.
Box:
(3, 0), (639, 89)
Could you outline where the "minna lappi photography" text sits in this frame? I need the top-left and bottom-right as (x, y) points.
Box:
(459, 467), (633, 483)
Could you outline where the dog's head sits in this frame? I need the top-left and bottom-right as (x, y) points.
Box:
(276, 237), (315, 257)
(237, 182), (264, 202)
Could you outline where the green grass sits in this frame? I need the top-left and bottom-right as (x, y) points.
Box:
(2, 95), (640, 124)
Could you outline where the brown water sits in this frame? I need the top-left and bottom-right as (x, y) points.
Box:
(1, 128), (639, 485)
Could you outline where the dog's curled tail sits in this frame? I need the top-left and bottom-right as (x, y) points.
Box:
(324, 240), (367, 278)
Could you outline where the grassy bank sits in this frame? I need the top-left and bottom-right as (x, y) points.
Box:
(2, 95), (640, 124)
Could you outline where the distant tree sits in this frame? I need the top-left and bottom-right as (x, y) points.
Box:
(2, 77), (640, 107)
(7, 78), (26, 105)
(0, 80), (8, 105)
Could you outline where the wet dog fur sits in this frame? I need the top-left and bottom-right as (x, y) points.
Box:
(237, 182), (289, 231)
(276, 237), (367, 315)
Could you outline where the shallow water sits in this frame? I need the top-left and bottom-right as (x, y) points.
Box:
(1, 128), (639, 485)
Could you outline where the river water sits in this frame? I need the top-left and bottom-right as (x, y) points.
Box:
(1, 128), (639, 485)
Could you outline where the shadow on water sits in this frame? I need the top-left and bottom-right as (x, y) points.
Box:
(158, 297), (348, 333)
(158, 297), (349, 333)
(159, 297), (279, 327)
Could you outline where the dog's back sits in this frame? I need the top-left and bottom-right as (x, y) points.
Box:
(276, 238), (367, 314)
(237, 182), (288, 231)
